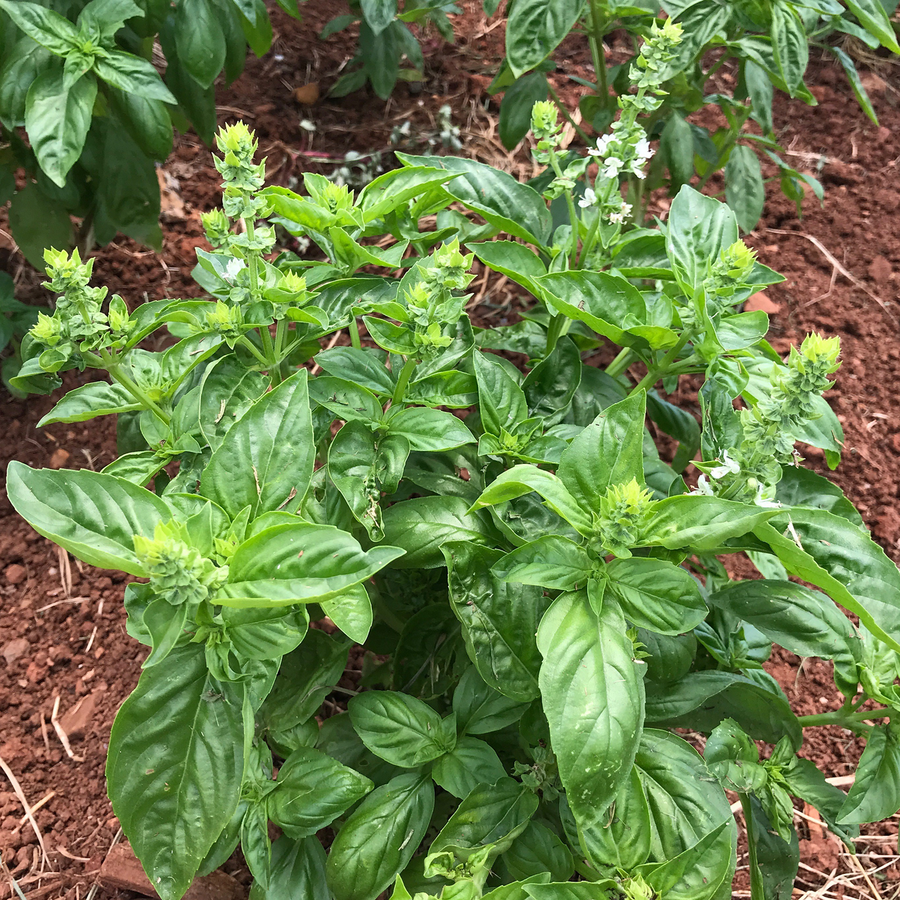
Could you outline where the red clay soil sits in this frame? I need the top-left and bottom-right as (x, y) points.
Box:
(0, 2), (898, 897)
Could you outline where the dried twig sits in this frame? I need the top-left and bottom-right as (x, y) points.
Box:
(11, 792), (55, 835)
(50, 696), (84, 762)
(0, 754), (49, 869)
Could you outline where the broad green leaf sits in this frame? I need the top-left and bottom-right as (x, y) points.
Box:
(474, 350), (528, 437)
(175, 0), (227, 88)
(77, 0), (143, 38)
(725, 145), (765, 232)
(503, 820), (574, 883)
(747, 797), (800, 900)
(0, 1), (78, 55)
(94, 50), (177, 104)
(326, 772), (434, 900)
(469, 240), (547, 294)
(357, 166), (456, 221)
(665, 186), (738, 294)
(844, 0), (900, 53)
(830, 46), (878, 125)
(771, 3), (808, 94)
(755, 510), (900, 653)
(431, 736), (507, 799)
(197, 356), (267, 451)
(558, 392), (646, 510)
(382, 496), (494, 568)
(386, 406), (475, 452)
(444, 542), (545, 702)
(0, 38), (53, 129)
(783, 757), (858, 846)
(219, 605), (309, 660)
(38, 382), (141, 425)
(201, 370), (314, 519)
(775, 465), (864, 527)
(537, 272), (677, 350)
(578, 768), (651, 870)
(109, 91), (174, 160)
(493, 536), (593, 591)
(220, 522), (404, 606)
(259, 630), (349, 731)
(317, 346), (396, 394)
(452, 665), (529, 735)
(499, 72), (549, 149)
(537, 595), (644, 829)
(102, 452), (167, 486)
(361, 0), (397, 34)
(250, 836), (328, 900)
(268, 746), (373, 838)
(397, 153), (552, 246)
(361, 19), (399, 99)
(608, 558), (707, 635)
(506, 0), (585, 77)
(311, 375), (383, 424)
(470, 465), (592, 535)
(522, 337), (581, 424)
(659, 112), (694, 191)
(707, 580), (860, 694)
(633, 730), (735, 867)
(838, 723), (900, 824)
(430, 777), (539, 862)
(25, 67), (97, 187)
(6, 462), (170, 575)
(523, 885), (613, 900)
(645, 495), (779, 551)
(349, 691), (455, 767)
(321, 583), (374, 644)
(106, 645), (246, 900)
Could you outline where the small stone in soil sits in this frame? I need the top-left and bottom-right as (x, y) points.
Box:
(4, 563), (26, 585)
(48, 448), (70, 468)
(1, 638), (29, 665)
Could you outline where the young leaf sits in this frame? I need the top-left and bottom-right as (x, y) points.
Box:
(251, 836), (328, 900)
(6, 462), (170, 575)
(537, 595), (644, 830)
(452, 666), (529, 735)
(499, 72), (549, 149)
(321, 583), (374, 644)
(838, 724), (900, 824)
(502, 820), (575, 883)
(0, 1), (78, 56)
(493, 535), (594, 592)
(326, 772), (434, 900)
(431, 737), (507, 799)
(474, 350), (529, 437)
(724, 145), (765, 232)
(106, 645), (247, 900)
(38, 382), (142, 426)
(201, 370), (314, 519)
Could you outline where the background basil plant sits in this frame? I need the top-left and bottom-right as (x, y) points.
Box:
(496, 0), (900, 228)
(0, 0), (301, 268)
(8, 97), (900, 900)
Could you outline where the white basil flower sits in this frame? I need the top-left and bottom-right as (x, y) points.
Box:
(224, 257), (246, 283)
(578, 187), (598, 209)
(709, 450), (740, 480)
(602, 157), (625, 179)
(589, 134), (615, 158)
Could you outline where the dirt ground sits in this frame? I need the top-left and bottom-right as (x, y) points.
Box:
(0, 1), (898, 898)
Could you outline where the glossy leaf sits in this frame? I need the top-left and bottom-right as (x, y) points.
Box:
(250, 836), (328, 900)
(506, 0), (584, 77)
(494, 536), (593, 591)
(321, 583), (374, 644)
(38, 382), (141, 426)
(503, 820), (574, 883)
(838, 723), (900, 824)
(431, 736), (507, 799)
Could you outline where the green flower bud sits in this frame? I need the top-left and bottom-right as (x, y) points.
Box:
(596, 479), (653, 557)
(202, 209), (232, 248)
(30, 311), (65, 347)
(530, 100), (561, 142)
(42, 248), (94, 295)
(107, 295), (132, 336)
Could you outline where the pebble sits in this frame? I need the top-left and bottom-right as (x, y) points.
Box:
(4, 564), (26, 586)
(48, 448), (70, 469)
(1, 639), (29, 665)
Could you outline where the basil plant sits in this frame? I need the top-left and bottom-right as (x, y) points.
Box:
(8, 108), (900, 900)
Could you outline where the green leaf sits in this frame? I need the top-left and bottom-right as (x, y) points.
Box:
(775, 465), (864, 527)
(659, 113), (694, 192)
(220, 522), (404, 607)
(259, 630), (349, 731)
(505, 0), (585, 77)
(268, 746), (374, 838)
(77, 0), (143, 38)
(311, 375), (383, 423)
(350, 691), (455, 768)
(830, 46), (878, 125)
(558, 392), (646, 510)
(470, 465), (592, 535)
(386, 407), (475, 452)
(197, 357), (267, 451)
(397, 153), (552, 246)
(251, 836), (328, 900)
(744, 59), (774, 133)
(432, 736), (507, 799)
(782, 757), (858, 846)
(94, 50), (177, 103)
(645, 495), (778, 551)
(474, 350), (528, 437)
(326, 772), (434, 900)
(0, 1), (77, 56)
(494, 536), (593, 591)
(0, 37), (53, 129)
(578, 768), (651, 870)
(844, 0), (900, 53)
(202, 370), (314, 519)
(25, 67), (96, 187)
(430, 777), (539, 862)
(38, 382), (141, 426)
(6, 462), (170, 575)
(329, 424), (391, 540)
(608, 558), (707, 636)
(8, 180), (73, 269)
(755, 510), (900, 653)
(444, 542), (545, 702)
(361, 0), (397, 34)
(321, 583), (374, 644)
(175, 0), (227, 89)
(666, 186), (738, 294)
(220, 605), (309, 660)
(382, 496), (494, 568)
(537, 595), (644, 830)
(361, 19), (399, 99)
(770, 3), (808, 94)
(108, 90), (174, 160)
(747, 797), (800, 900)
(499, 72), (549, 149)
(838, 723), (900, 824)
(469, 240), (547, 294)
(358, 166), (457, 222)
(317, 346), (396, 394)
(724, 145), (765, 232)
(452, 665), (529, 735)
(503, 821), (574, 883)
(106, 645), (246, 900)
(537, 271), (677, 350)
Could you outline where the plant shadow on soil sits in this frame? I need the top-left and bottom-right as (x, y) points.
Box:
(0, 2), (898, 897)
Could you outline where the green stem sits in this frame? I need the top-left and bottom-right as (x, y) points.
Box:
(109, 367), (171, 427)
(271, 318), (289, 383)
(391, 356), (418, 407)
(740, 795), (766, 900)
(545, 312), (571, 356)
(703, 50), (732, 88)
(586, 0), (609, 103)
(605, 347), (635, 378)
(349, 317), (362, 351)
(798, 706), (891, 728)
(577, 212), (601, 267)
(238, 334), (271, 368)
(629, 331), (691, 396)
(548, 147), (581, 267)
(547, 82), (592, 146)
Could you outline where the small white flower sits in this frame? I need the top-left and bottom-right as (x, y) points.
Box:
(608, 210), (627, 225)
(753, 483), (782, 509)
(578, 187), (597, 209)
(709, 451), (740, 480)
(588, 134), (615, 158)
(634, 137), (654, 162)
(602, 157), (625, 179)
(224, 257), (246, 283)
(693, 474), (715, 496)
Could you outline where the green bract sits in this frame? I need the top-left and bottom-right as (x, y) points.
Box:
(7, 113), (900, 900)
